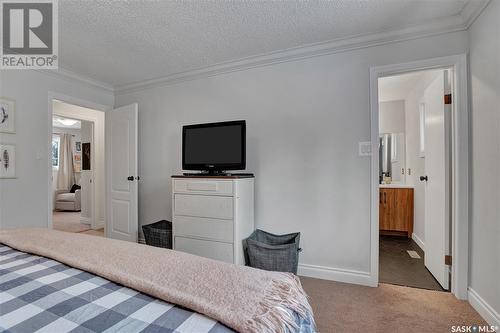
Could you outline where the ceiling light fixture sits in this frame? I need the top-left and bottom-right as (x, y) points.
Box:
(57, 118), (79, 126)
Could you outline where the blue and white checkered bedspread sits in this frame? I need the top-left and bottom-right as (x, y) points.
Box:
(0, 244), (316, 333)
(0, 244), (234, 333)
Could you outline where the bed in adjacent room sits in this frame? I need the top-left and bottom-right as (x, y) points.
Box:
(0, 229), (315, 333)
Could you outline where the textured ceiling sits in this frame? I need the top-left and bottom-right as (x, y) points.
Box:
(58, 0), (472, 87)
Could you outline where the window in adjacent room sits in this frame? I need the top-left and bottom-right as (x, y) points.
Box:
(52, 134), (60, 168)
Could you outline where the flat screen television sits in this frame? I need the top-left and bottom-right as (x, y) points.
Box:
(182, 120), (246, 173)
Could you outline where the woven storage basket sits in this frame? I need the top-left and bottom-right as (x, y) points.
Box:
(244, 229), (301, 274)
(142, 220), (172, 249)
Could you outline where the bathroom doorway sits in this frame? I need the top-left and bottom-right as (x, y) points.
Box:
(376, 68), (452, 291)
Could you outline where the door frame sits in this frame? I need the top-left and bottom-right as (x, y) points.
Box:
(369, 54), (469, 299)
(47, 92), (112, 232)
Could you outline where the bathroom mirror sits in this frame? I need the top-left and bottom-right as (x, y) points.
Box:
(379, 133), (406, 183)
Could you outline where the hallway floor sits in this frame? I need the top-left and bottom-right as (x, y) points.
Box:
(53, 211), (91, 233)
(80, 228), (104, 237)
(379, 235), (445, 291)
(52, 211), (104, 237)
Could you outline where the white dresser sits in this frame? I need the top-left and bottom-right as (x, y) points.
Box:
(172, 176), (254, 265)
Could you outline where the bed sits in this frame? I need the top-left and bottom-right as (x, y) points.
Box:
(0, 229), (316, 333)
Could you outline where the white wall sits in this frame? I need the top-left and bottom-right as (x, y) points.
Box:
(115, 31), (468, 282)
(0, 70), (113, 230)
(379, 100), (405, 134)
(403, 70), (442, 248)
(468, 0), (500, 325)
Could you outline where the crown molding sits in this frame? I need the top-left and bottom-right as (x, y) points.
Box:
(1, 50), (113, 93)
(39, 67), (115, 94)
(115, 13), (469, 95)
(43, 0), (489, 96)
(460, 0), (491, 28)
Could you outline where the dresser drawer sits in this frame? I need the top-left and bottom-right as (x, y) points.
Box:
(173, 216), (233, 242)
(173, 179), (233, 196)
(174, 194), (233, 220)
(174, 236), (233, 263)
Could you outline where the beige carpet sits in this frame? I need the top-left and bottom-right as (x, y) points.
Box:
(52, 211), (91, 233)
(300, 277), (486, 333)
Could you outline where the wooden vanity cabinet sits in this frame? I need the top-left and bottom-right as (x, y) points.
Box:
(379, 188), (414, 238)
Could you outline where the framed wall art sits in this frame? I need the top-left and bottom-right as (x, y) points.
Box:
(0, 144), (16, 179)
(82, 142), (91, 170)
(0, 98), (15, 134)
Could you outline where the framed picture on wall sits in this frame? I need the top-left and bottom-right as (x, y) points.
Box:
(74, 153), (82, 173)
(0, 98), (15, 134)
(0, 144), (16, 178)
(82, 142), (91, 170)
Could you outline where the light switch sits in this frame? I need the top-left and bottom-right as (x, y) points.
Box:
(359, 141), (372, 156)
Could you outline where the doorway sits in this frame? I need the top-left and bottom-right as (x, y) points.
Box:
(49, 98), (106, 237)
(377, 69), (451, 291)
(52, 114), (92, 233)
(369, 55), (470, 300)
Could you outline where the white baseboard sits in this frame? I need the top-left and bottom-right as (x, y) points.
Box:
(94, 218), (105, 229)
(468, 288), (500, 328)
(80, 216), (91, 225)
(298, 263), (373, 287)
(412, 233), (425, 251)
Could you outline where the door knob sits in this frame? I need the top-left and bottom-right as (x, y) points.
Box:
(420, 175), (428, 182)
(127, 176), (134, 181)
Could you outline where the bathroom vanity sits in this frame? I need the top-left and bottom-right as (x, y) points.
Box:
(379, 184), (414, 238)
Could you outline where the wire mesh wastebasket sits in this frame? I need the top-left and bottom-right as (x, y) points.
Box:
(142, 220), (172, 249)
(244, 229), (302, 274)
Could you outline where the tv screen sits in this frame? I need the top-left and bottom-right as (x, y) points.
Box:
(183, 120), (246, 171)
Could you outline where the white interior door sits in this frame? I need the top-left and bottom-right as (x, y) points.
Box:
(422, 71), (451, 289)
(80, 120), (93, 226)
(106, 104), (138, 242)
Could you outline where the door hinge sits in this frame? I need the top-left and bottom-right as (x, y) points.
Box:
(445, 255), (452, 266)
(444, 94), (452, 105)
